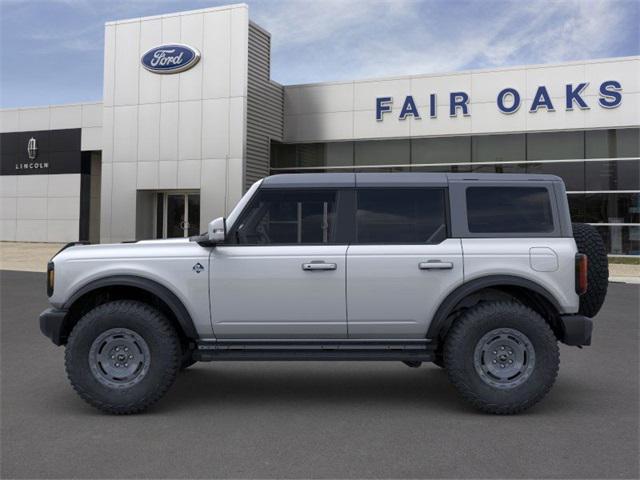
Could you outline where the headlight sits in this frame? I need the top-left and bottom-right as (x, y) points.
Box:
(47, 261), (55, 297)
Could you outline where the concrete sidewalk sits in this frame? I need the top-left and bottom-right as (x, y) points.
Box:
(1, 241), (639, 282)
(0, 242), (63, 272)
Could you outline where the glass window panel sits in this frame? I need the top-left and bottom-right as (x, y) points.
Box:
(356, 188), (447, 244)
(585, 160), (640, 191)
(270, 142), (297, 169)
(584, 193), (640, 224)
(567, 194), (585, 223)
(296, 144), (326, 168)
(472, 134), (525, 163)
(232, 189), (337, 245)
(411, 136), (471, 165)
(527, 131), (584, 160)
(411, 164), (471, 173)
(271, 142), (354, 170)
(155, 193), (163, 239)
(585, 128), (640, 159)
(166, 194), (186, 238)
(355, 139), (410, 166)
(471, 163), (526, 174)
(592, 225), (640, 255)
(466, 187), (554, 233)
(187, 194), (200, 237)
(325, 142), (353, 167)
(354, 166), (410, 173)
(526, 161), (585, 191)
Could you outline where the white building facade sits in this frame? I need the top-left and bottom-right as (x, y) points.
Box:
(1, 4), (638, 254)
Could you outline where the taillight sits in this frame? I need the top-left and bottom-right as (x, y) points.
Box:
(47, 261), (55, 297)
(575, 253), (587, 295)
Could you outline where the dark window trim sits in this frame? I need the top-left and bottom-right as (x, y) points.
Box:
(449, 181), (566, 238)
(464, 185), (558, 236)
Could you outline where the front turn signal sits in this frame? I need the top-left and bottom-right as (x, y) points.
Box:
(47, 261), (55, 297)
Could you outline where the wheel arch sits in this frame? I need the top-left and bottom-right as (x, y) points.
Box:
(60, 275), (198, 345)
(427, 275), (563, 341)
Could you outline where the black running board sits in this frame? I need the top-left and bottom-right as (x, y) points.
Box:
(194, 339), (435, 362)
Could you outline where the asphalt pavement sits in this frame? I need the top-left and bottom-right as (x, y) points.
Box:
(1, 270), (638, 479)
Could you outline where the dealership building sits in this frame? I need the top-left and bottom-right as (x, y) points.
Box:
(0, 3), (638, 255)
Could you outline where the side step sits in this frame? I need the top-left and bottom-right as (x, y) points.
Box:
(194, 339), (435, 362)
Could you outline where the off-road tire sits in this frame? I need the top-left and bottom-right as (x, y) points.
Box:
(444, 301), (559, 414)
(180, 348), (197, 370)
(432, 353), (444, 368)
(65, 300), (181, 414)
(572, 222), (608, 317)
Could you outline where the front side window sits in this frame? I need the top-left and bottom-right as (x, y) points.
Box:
(356, 188), (447, 244)
(466, 187), (554, 233)
(231, 189), (338, 245)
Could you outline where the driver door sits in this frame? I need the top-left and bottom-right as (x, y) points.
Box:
(209, 188), (349, 338)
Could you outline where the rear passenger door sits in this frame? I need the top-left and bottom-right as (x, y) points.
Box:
(346, 187), (464, 338)
(450, 182), (578, 310)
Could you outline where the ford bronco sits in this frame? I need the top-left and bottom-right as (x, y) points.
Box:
(40, 173), (608, 414)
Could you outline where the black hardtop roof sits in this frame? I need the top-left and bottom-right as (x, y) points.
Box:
(261, 172), (563, 188)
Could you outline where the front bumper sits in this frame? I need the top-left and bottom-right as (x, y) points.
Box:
(559, 314), (593, 346)
(39, 308), (68, 346)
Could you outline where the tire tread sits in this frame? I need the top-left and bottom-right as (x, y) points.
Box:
(444, 301), (559, 414)
(572, 222), (608, 317)
(65, 300), (180, 415)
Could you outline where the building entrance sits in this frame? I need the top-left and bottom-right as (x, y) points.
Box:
(155, 192), (200, 238)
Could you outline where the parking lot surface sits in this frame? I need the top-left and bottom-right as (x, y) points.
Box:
(1, 270), (638, 479)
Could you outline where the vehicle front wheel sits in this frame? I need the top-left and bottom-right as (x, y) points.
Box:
(65, 300), (181, 414)
(180, 347), (197, 370)
(443, 301), (559, 414)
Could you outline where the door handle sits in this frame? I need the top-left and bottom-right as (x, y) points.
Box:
(419, 261), (454, 270)
(302, 262), (337, 271)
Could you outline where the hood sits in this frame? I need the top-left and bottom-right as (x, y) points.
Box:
(52, 237), (201, 262)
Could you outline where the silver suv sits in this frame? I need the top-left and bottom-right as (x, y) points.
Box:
(40, 173), (608, 414)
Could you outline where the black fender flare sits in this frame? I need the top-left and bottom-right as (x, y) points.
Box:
(426, 275), (562, 340)
(63, 275), (198, 339)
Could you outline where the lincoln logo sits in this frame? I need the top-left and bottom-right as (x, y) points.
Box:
(141, 44), (200, 74)
(16, 136), (48, 170)
(27, 137), (38, 160)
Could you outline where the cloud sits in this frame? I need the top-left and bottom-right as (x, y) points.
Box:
(0, 0), (637, 107)
(254, 0), (637, 84)
(25, 24), (103, 53)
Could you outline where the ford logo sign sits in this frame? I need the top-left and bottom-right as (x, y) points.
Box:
(141, 44), (201, 74)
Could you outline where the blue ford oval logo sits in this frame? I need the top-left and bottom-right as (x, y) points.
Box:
(141, 44), (201, 74)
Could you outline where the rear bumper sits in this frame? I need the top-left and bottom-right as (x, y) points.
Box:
(559, 314), (593, 346)
(39, 307), (68, 346)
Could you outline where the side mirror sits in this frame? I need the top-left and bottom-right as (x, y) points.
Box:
(208, 217), (226, 244)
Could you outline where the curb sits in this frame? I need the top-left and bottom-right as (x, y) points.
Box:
(609, 276), (640, 284)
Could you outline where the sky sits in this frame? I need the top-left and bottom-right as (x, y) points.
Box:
(0, 0), (638, 108)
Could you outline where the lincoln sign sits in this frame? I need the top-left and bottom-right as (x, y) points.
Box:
(376, 80), (623, 120)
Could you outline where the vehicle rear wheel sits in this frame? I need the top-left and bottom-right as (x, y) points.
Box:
(65, 300), (181, 414)
(443, 301), (559, 414)
(432, 352), (444, 368)
(572, 222), (608, 317)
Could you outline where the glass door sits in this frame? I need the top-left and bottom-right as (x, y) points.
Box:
(155, 192), (200, 238)
(166, 193), (186, 238)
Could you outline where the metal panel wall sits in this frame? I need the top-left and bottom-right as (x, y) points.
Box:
(245, 23), (283, 190)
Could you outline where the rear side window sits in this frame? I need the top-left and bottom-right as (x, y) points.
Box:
(356, 188), (447, 243)
(466, 187), (554, 233)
